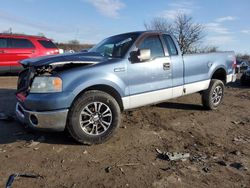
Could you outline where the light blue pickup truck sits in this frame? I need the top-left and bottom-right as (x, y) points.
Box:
(16, 31), (237, 144)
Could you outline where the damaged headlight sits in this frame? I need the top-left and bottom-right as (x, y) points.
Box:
(30, 77), (62, 93)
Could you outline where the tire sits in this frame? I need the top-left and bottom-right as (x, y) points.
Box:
(202, 79), (225, 110)
(67, 90), (121, 145)
(240, 75), (247, 86)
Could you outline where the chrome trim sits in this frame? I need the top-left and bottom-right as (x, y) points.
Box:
(50, 61), (99, 66)
(15, 103), (68, 132)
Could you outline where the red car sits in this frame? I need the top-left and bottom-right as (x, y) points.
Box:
(0, 34), (59, 74)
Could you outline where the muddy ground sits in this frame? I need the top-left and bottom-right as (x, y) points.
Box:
(0, 76), (249, 188)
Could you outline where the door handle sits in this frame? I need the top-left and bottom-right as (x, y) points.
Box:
(163, 63), (170, 70)
(0, 50), (5, 53)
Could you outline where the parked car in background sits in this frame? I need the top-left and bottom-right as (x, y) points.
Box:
(0, 34), (59, 74)
(241, 67), (250, 85)
(236, 61), (249, 73)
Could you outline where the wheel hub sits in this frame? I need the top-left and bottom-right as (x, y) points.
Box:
(79, 102), (112, 136)
(92, 113), (100, 122)
(212, 86), (223, 105)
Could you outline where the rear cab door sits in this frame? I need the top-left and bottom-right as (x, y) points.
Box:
(127, 33), (173, 108)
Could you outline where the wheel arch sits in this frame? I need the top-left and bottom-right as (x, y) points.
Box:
(72, 84), (124, 111)
(211, 67), (227, 84)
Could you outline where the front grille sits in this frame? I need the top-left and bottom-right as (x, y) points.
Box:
(17, 68), (31, 92)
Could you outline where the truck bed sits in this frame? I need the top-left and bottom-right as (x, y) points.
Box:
(183, 51), (235, 84)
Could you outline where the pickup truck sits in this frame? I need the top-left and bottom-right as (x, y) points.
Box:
(15, 31), (237, 144)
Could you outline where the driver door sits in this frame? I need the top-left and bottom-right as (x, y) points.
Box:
(127, 34), (172, 108)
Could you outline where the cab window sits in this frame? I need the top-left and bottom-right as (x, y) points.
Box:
(139, 36), (164, 59)
(162, 35), (178, 56)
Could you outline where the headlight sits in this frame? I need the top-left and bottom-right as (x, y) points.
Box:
(246, 72), (250, 76)
(30, 77), (62, 93)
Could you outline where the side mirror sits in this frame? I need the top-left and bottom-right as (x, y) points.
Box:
(130, 49), (151, 63)
(139, 49), (151, 61)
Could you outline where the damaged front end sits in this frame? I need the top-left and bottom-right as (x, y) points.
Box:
(15, 57), (100, 131)
(16, 67), (35, 102)
(16, 60), (98, 102)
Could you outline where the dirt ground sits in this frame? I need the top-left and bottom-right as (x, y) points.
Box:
(0, 76), (249, 188)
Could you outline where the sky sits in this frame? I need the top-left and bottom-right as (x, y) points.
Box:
(0, 0), (250, 54)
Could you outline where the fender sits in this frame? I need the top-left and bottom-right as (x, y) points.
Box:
(208, 64), (227, 79)
(68, 72), (128, 106)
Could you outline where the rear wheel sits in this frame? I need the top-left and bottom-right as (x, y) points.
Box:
(67, 90), (121, 145)
(240, 75), (247, 86)
(202, 79), (224, 110)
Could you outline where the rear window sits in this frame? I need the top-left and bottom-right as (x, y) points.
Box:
(38, 40), (57, 48)
(0, 38), (8, 48)
(10, 38), (35, 48)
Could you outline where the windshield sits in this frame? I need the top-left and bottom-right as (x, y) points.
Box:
(89, 33), (140, 58)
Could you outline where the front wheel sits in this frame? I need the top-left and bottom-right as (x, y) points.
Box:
(67, 90), (121, 145)
(202, 79), (225, 110)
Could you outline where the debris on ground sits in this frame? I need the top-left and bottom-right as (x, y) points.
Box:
(216, 160), (227, 166)
(229, 150), (241, 156)
(233, 136), (250, 144)
(105, 166), (112, 173)
(229, 163), (248, 171)
(116, 163), (140, 167)
(160, 167), (171, 171)
(156, 149), (190, 161)
(231, 121), (245, 125)
(121, 125), (127, 129)
(26, 136), (46, 148)
(0, 148), (7, 153)
(105, 163), (140, 173)
(191, 153), (208, 162)
(202, 167), (210, 173)
(5, 173), (44, 188)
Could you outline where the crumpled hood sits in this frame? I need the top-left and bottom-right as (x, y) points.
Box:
(20, 52), (109, 67)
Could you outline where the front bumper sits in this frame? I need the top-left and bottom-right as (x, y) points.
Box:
(15, 102), (68, 132)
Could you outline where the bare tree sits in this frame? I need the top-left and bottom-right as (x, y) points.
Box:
(144, 17), (173, 33)
(145, 14), (205, 54)
(68, 40), (80, 45)
(195, 46), (218, 53)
